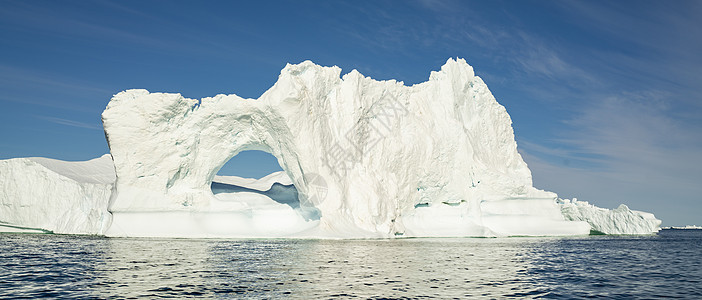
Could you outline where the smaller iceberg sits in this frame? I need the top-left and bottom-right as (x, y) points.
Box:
(0, 155), (114, 234)
(559, 198), (661, 234)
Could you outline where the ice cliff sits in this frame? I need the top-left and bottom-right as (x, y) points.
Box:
(0, 155), (113, 234)
(0, 58), (661, 237)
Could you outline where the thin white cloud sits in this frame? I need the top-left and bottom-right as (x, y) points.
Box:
(513, 34), (600, 87)
(35, 115), (103, 131)
(0, 65), (111, 112)
(0, 65), (111, 95)
(520, 92), (702, 225)
(0, 1), (271, 65)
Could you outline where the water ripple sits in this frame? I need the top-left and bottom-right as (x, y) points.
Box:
(0, 230), (700, 298)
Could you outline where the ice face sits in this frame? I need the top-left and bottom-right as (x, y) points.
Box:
(0, 58), (661, 237)
(0, 155), (114, 234)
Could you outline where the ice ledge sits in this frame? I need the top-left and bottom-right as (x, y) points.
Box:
(559, 198), (661, 234)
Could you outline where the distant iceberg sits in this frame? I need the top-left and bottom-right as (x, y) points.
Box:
(661, 225), (702, 230)
(0, 59), (661, 237)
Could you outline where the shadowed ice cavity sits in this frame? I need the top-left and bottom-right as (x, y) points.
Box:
(210, 181), (321, 221)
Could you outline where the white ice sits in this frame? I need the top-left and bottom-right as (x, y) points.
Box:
(559, 198), (661, 234)
(0, 155), (114, 234)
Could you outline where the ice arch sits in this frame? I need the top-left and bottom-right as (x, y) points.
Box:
(210, 149), (315, 221)
(101, 89), (324, 237)
(101, 59), (595, 238)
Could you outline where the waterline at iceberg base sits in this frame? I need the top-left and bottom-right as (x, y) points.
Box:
(0, 59), (661, 238)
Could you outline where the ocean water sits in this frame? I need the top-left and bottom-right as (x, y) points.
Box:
(0, 230), (700, 299)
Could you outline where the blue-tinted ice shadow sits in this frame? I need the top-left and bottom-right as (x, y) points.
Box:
(210, 181), (321, 221)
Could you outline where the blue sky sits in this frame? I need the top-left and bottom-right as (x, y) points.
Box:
(1, 0), (700, 225)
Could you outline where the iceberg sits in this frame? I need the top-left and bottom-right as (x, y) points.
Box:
(0, 58), (661, 237)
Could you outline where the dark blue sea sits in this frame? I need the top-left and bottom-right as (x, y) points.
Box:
(0, 229), (700, 299)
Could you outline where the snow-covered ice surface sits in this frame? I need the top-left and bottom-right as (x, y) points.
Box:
(1, 59), (661, 237)
(0, 155), (114, 234)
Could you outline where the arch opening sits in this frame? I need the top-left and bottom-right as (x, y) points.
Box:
(210, 150), (320, 222)
(216, 150), (284, 179)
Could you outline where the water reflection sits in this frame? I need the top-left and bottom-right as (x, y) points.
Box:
(96, 237), (549, 298)
(266, 239), (547, 298)
(3, 233), (697, 298)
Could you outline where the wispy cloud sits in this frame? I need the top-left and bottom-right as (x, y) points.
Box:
(0, 1), (275, 66)
(554, 1), (702, 101)
(0, 65), (111, 95)
(519, 91), (702, 224)
(562, 95), (700, 182)
(35, 115), (103, 131)
(0, 65), (111, 112)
